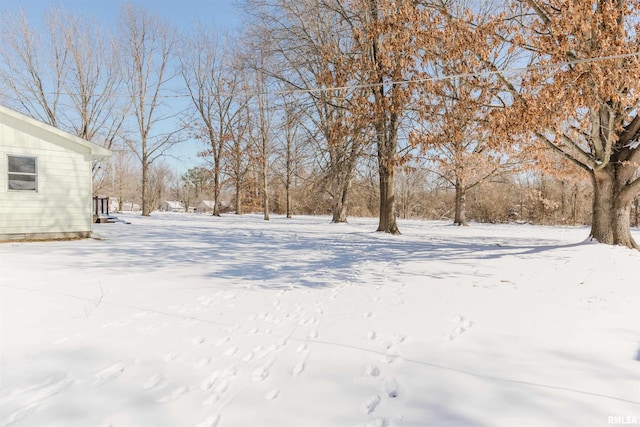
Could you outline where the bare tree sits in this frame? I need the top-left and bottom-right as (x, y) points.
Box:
(241, 44), (275, 221)
(0, 10), (65, 126)
(225, 81), (255, 215)
(242, 0), (369, 223)
(257, 68), (272, 221)
(110, 147), (138, 212)
(275, 93), (308, 218)
(118, 3), (183, 216)
(146, 161), (174, 213)
(180, 26), (245, 216)
(0, 8), (128, 154)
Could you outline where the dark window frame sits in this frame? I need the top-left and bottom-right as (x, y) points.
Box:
(7, 154), (38, 192)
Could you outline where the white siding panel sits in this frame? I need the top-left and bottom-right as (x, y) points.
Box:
(0, 118), (94, 237)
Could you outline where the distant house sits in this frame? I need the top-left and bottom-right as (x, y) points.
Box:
(196, 200), (215, 213)
(0, 104), (111, 241)
(160, 200), (185, 212)
(120, 201), (141, 212)
(108, 197), (119, 213)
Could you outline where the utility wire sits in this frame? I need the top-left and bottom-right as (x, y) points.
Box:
(274, 51), (640, 96)
(5, 51), (640, 100)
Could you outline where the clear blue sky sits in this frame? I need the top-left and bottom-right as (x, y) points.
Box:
(1, 0), (241, 176)
(2, 0), (240, 30)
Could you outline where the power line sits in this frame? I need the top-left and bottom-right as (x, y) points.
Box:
(4, 51), (640, 100)
(277, 51), (640, 96)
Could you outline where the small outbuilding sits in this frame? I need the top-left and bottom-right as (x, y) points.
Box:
(196, 200), (215, 213)
(0, 104), (112, 241)
(160, 200), (185, 212)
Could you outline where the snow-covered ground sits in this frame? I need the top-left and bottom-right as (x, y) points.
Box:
(1, 213), (638, 427)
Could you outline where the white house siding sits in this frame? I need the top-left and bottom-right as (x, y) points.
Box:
(0, 107), (106, 240)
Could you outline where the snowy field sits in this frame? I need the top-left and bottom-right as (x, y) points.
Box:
(1, 213), (638, 427)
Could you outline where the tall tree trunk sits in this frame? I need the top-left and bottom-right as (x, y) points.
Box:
(235, 178), (243, 215)
(332, 178), (351, 223)
(285, 137), (292, 219)
(454, 177), (468, 226)
(368, 0), (400, 235)
(376, 133), (399, 234)
(374, 112), (400, 234)
(590, 167), (638, 249)
(212, 168), (221, 217)
(286, 170), (292, 219)
(141, 157), (151, 216)
(377, 164), (399, 234)
(262, 152), (270, 221)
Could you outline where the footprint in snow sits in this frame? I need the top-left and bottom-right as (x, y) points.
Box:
(442, 316), (474, 341)
(298, 316), (317, 326)
(382, 377), (400, 398)
(252, 366), (269, 382)
(4, 374), (74, 425)
(223, 346), (238, 356)
(214, 379), (230, 395)
(93, 361), (126, 386)
(365, 365), (380, 377)
(164, 351), (181, 362)
(142, 373), (163, 390)
(393, 333), (407, 343)
(384, 346), (400, 364)
(201, 371), (220, 391)
(192, 336), (206, 346)
(363, 394), (381, 415)
(195, 358), (211, 369)
(265, 388), (280, 400)
(292, 350), (310, 377)
(215, 337), (230, 346)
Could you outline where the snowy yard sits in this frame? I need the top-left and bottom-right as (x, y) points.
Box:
(1, 213), (638, 427)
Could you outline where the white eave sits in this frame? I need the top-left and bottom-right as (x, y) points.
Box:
(0, 104), (113, 160)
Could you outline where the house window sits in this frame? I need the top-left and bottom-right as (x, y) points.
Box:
(7, 155), (38, 191)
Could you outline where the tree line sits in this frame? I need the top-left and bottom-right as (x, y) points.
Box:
(1, 0), (639, 248)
